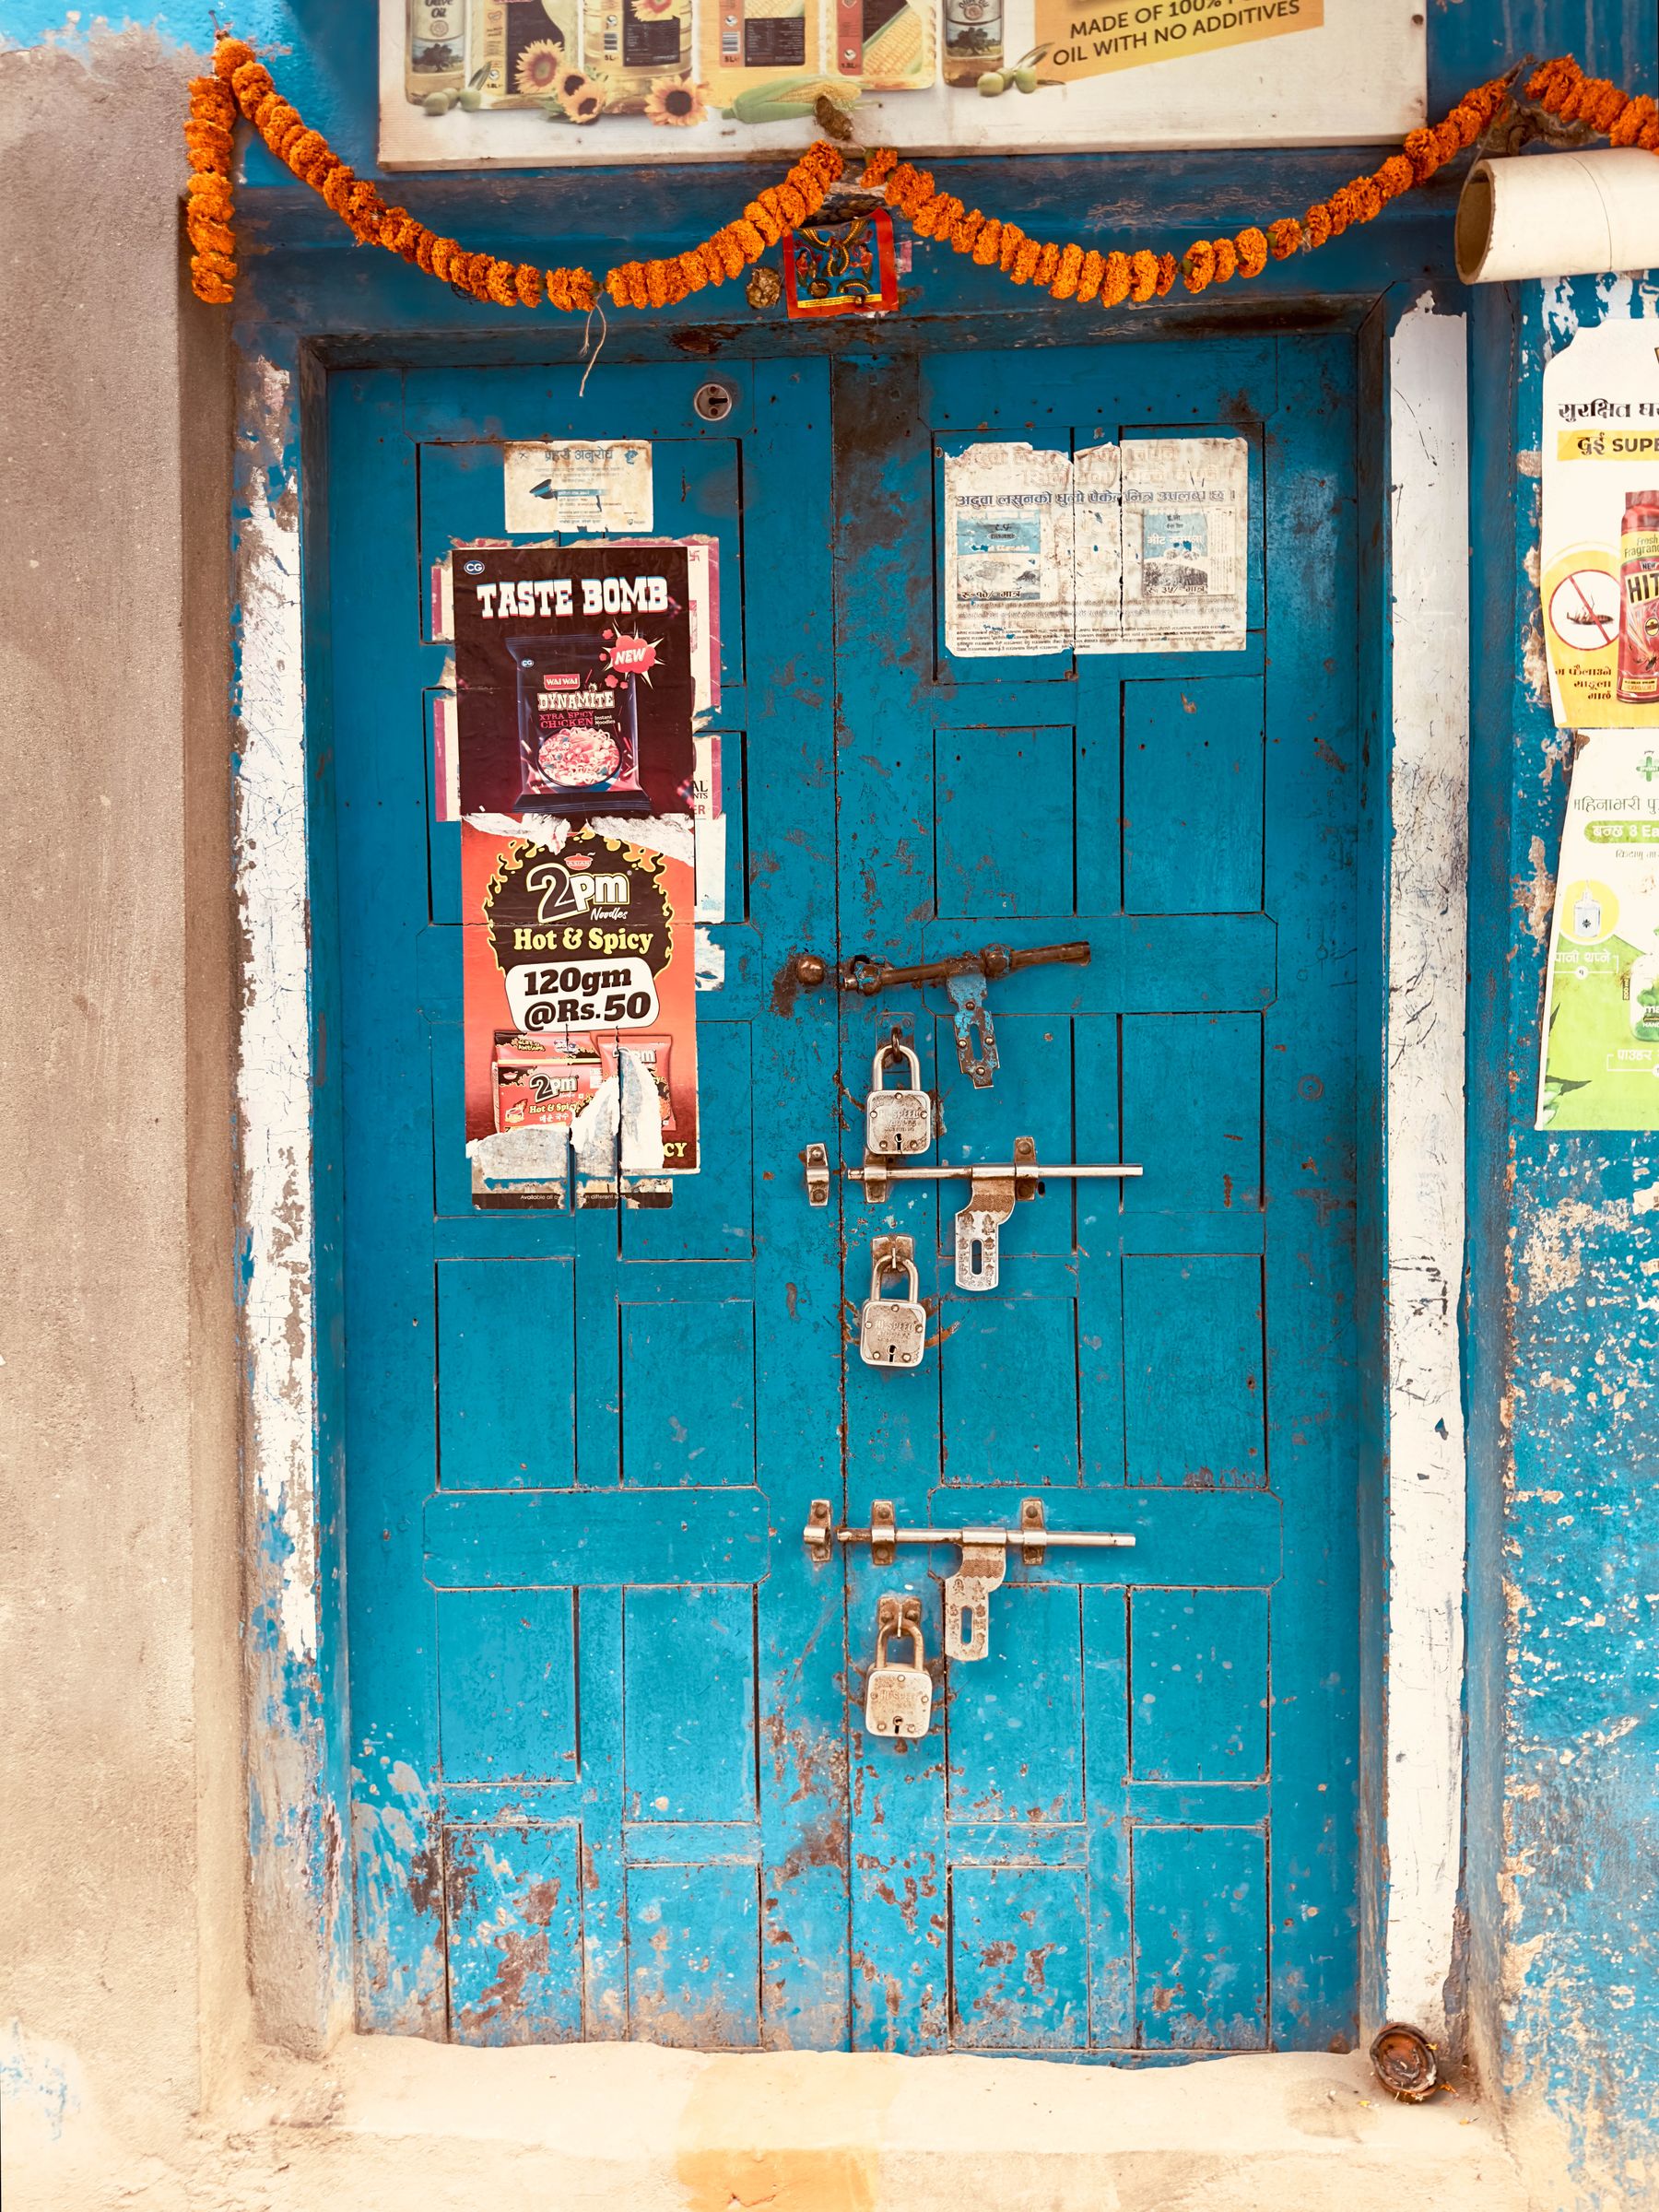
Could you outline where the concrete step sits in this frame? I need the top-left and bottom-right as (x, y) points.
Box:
(147, 2040), (1533, 2212)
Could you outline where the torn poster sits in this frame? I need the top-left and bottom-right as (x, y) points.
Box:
(943, 443), (1074, 657)
(1073, 441), (1124, 655)
(452, 543), (696, 818)
(463, 822), (699, 1206)
(502, 439), (653, 535)
(943, 437), (1248, 657)
(1536, 730), (1659, 1131)
(1119, 437), (1248, 650)
(1541, 316), (1659, 730)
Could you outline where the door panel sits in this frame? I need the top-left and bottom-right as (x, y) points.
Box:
(830, 341), (1355, 2054)
(329, 333), (1359, 2056)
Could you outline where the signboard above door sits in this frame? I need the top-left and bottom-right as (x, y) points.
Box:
(381, 0), (1425, 169)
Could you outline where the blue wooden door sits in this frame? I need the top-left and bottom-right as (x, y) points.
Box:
(327, 334), (1359, 2054)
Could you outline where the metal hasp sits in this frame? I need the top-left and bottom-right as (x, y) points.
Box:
(792, 939), (1092, 1088)
(798, 1140), (1143, 1287)
(801, 1498), (1135, 1662)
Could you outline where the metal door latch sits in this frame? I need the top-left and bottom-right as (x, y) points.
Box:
(791, 939), (1092, 1088)
(803, 1497), (1135, 1662)
(800, 1139), (1142, 1290)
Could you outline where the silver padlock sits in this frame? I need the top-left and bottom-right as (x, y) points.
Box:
(865, 1036), (934, 1159)
(864, 1596), (934, 1739)
(858, 1237), (927, 1370)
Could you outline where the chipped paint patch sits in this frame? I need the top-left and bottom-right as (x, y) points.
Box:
(0, 2020), (82, 2147)
(1517, 1196), (1630, 1303)
(1382, 294), (1469, 2041)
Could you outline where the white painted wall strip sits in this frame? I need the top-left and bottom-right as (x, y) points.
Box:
(234, 354), (319, 1667)
(1382, 295), (1471, 2040)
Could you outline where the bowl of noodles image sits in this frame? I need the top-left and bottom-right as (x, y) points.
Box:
(539, 724), (620, 788)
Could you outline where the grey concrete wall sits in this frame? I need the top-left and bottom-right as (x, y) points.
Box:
(0, 29), (246, 2193)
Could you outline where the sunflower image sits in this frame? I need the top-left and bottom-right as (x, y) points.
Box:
(557, 72), (607, 123)
(644, 76), (707, 127)
(514, 35), (567, 94)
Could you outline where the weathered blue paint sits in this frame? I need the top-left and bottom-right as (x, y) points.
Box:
(825, 335), (1359, 2053)
(326, 356), (846, 2045)
(1465, 270), (1659, 2207)
(319, 320), (1363, 2053)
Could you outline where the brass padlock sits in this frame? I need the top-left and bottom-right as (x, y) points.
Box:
(864, 1595), (934, 1739)
(858, 1238), (927, 1370)
(865, 1035), (934, 1159)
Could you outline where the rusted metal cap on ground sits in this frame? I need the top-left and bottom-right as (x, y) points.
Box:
(1370, 2020), (1441, 2101)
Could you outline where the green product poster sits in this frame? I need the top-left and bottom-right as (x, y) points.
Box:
(1537, 731), (1659, 1130)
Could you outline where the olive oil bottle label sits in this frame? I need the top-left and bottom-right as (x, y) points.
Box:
(943, 0), (1000, 85)
(408, 0), (465, 95)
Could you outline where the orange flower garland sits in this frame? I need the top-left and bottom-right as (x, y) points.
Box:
(183, 67), (239, 301)
(604, 139), (844, 309)
(197, 35), (595, 312)
(184, 44), (1659, 319)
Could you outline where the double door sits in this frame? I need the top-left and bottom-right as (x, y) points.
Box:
(330, 333), (1359, 2053)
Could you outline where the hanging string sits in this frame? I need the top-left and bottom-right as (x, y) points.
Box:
(577, 300), (608, 401)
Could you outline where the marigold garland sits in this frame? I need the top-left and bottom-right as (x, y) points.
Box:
(186, 45), (1659, 317)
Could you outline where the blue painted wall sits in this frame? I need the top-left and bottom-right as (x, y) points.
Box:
(1466, 269), (1659, 2206)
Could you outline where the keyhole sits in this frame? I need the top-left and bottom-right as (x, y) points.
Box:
(693, 381), (735, 422)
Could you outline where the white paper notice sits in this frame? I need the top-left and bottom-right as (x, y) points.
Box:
(1119, 438), (1248, 651)
(944, 437), (1247, 657)
(944, 444), (1074, 658)
(503, 440), (653, 534)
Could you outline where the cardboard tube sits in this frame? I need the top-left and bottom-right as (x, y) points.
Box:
(1456, 150), (1659, 283)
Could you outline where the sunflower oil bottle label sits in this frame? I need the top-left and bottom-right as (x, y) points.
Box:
(470, 0), (582, 104)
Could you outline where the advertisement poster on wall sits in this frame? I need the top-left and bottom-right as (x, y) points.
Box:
(444, 539), (708, 1205)
(451, 542), (698, 817)
(941, 435), (1247, 655)
(1536, 733), (1659, 1132)
(382, 0), (1423, 168)
(1541, 315), (1659, 732)
(462, 823), (700, 1205)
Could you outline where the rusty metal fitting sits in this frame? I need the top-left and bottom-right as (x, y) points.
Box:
(1370, 2021), (1441, 2101)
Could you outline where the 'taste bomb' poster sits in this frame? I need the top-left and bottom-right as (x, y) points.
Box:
(452, 543), (697, 818)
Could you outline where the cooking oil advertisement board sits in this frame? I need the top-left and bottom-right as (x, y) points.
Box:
(1541, 314), (1659, 732)
(1536, 733), (1659, 1132)
(382, 0), (1422, 167)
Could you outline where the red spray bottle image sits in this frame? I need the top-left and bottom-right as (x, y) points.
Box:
(1617, 488), (1659, 705)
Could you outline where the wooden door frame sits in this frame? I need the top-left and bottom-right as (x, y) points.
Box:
(229, 279), (1469, 2060)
